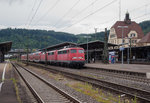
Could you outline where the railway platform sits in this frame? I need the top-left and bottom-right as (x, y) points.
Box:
(85, 63), (150, 78)
(0, 61), (18, 103)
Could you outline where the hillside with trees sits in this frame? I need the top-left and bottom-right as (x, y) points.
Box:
(0, 28), (78, 49)
(0, 28), (106, 49)
(139, 20), (150, 35)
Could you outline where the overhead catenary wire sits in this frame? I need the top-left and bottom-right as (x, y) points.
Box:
(133, 12), (150, 20)
(57, 0), (99, 28)
(61, 0), (118, 31)
(130, 2), (150, 13)
(25, 0), (37, 26)
(53, 0), (81, 27)
(34, 0), (61, 25)
(66, 0), (99, 21)
(27, 0), (43, 28)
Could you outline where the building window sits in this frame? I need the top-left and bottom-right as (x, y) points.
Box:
(131, 40), (137, 43)
(130, 33), (136, 37)
(110, 34), (116, 38)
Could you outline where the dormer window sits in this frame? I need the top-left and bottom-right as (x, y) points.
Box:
(130, 33), (136, 37)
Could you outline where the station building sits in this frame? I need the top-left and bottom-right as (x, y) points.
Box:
(108, 12), (144, 47)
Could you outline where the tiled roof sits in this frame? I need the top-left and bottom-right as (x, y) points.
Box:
(139, 32), (150, 43)
(111, 21), (144, 39)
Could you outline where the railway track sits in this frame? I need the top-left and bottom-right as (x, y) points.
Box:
(21, 62), (150, 103)
(12, 62), (81, 103)
(80, 68), (150, 85)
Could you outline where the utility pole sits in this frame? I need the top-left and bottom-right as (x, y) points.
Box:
(118, 26), (128, 64)
(45, 48), (47, 65)
(103, 28), (108, 64)
(94, 28), (97, 63)
(27, 45), (29, 66)
(94, 28), (97, 41)
(130, 38), (132, 63)
(119, 0), (121, 20)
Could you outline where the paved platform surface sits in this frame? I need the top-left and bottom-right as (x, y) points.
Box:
(85, 63), (150, 73)
(0, 61), (18, 103)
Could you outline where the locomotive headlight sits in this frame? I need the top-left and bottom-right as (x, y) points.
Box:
(72, 57), (77, 59)
(78, 57), (83, 59)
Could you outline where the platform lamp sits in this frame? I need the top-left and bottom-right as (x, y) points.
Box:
(125, 37), (132, 64)
(118, 26), (128, 64)
(84, 36), (91, 63)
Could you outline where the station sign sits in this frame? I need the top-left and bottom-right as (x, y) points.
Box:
(119, 47), (124, 51)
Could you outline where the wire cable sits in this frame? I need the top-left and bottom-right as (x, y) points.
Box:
(25, 0), (37, 26)
(70, 0), (99, 20)
(61, 0), (117, 31)
(34, 0), (60, 25)
(130, 3), (150, 13)
(27, 0), (43, 28)
(53, 0), (81, 27)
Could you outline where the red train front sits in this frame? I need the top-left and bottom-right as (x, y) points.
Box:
(56, 47), (85, 68)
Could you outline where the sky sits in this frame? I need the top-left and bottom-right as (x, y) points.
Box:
(0, 0), (150, 34)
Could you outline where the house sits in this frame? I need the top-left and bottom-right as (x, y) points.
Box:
(108, 12), (144, 47)
(138, 32), (150, 46)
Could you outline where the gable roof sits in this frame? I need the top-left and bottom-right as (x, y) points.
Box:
(111, 21), (144, 39)
(139, 32), (150, 43)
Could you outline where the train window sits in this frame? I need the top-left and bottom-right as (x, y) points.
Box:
(78, 50), (84, 53)
(71, 49), (77, 53)
(63, 50), (67, 54)
(58, 51), (62, 54)
(48, 52), (54, 55)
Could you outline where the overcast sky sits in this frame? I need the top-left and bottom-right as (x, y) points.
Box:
(0, 0), (150, 34)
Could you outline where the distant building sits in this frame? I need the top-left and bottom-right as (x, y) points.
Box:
(138, 32), (150, 46)
(108, 12), (144, 47)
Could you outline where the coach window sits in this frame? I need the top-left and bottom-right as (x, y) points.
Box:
(67, 50), (69, 53)
(50, 52), (54, 55)
(63, 50), (67, 54)
(58, 51), (63, 54)
(58, 51), (61, 54)
(71, 49), (77, 53)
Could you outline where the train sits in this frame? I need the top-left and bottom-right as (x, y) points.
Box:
(21, 47), (85, 68)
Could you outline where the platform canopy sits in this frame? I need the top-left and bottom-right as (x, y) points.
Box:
(0, 41), (12, 54)
(42, 42), (77, 51)
(78, 40), (118, 50)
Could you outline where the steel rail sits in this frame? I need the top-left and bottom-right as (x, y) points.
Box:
(12, 63), (45, 103)
(13, 62), (82, 103)
(21, 62), (150, 103)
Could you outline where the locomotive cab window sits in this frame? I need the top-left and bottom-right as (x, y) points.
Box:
(78, 50), (84, 53)
(71, 49), (77, 53)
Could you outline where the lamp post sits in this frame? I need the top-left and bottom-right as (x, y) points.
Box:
(84, 36), (91, 63)
(118, 26), (128, 64)
(125, 37), (132, 64)
(94, 28), (98, 63)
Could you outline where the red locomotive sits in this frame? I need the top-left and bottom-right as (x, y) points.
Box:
(21, 47), (85, 68)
